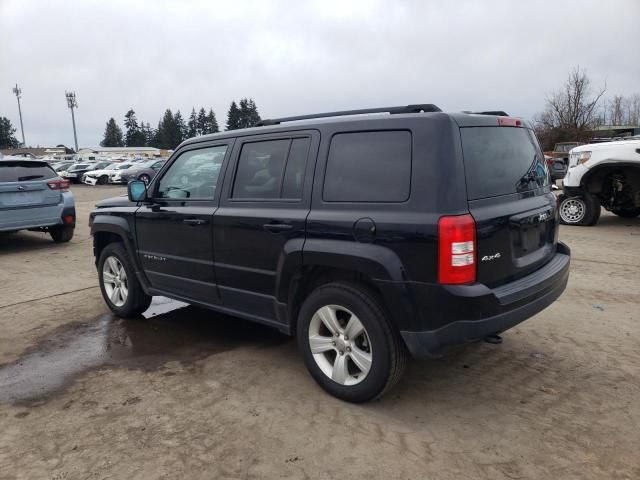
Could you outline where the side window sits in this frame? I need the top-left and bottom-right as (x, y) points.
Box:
(282, 137), (311, 199)
(156, 145), (227, 200)
(323, 131), (412, 202)
(232, 137), (310, 200)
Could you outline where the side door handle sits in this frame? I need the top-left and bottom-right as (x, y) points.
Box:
(262, 222), (293, 232)
(183, 218), (208, 226)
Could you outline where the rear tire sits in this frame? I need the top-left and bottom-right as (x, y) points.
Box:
(297, 282), (408, 403)
(50, 225), (74, 243)
(558, 193), (601, 226)
(98, 243), (152, 318)
(611, 207), (640, 218)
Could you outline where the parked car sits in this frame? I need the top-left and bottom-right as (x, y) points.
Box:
(83, 163), (134, 185)
(0, 157), (75, 242)
(51, 161), (74, 174)
(61, 163), (96, 183)
(77, 161), (114, 183)
(116, 159), (166, 184)
(545, 142), (584, 181)
(90, 105), (570, 402)
(559, 139), (640, 225)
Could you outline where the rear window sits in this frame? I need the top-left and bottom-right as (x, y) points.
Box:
(460, 127), (549, 200)
(0, 162), (57, 182)
(323, 130), (411, 202)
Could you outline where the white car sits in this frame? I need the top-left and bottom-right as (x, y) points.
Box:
(83, 163), (134, 185)
(559, 139), (640, 225)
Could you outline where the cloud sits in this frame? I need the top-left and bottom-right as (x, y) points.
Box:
(1, 0), (638, 147)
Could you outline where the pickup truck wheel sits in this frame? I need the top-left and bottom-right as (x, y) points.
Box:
(558, 193), (601, 226)
(98, 243), (151, 318)
(611, 207), (640, 218)
(297, 282), (407, 403)
(50, 225), (74, 243)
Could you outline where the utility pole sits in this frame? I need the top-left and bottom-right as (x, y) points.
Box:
(12, 84), (26, 146)
(65, 91), (79, 152)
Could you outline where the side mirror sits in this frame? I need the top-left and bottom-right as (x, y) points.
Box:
(128, 180), (147, 202)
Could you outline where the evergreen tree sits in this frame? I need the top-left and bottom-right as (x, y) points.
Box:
(174, 110), (187, 146)
(238, 98), (250, 129)
(246, 98), (261, 127)
(153, 109), (174, 149)
(0, 117), (20, 149)
(206, 108), (219, 134)
(124, 109), (146, 147)
(142, 122), (154, 147)
(226, 101), (240, 130)
(187, 108), (198, 138)
(196, 108), (207, 135)
(100, 118), (124, 147)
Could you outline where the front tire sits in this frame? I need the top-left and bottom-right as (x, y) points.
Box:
(611, 207), (640, 218)
(98, 243), (152, 318)
(50, 225), (74, 243)
(297, 282), (407, 403)
(97, 175), (109, 185)
(558, 193), (601, 226)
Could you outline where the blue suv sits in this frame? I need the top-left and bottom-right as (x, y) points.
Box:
(0, 157), (76, 242)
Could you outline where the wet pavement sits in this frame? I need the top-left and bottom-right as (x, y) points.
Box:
(0, 297), (288, 405)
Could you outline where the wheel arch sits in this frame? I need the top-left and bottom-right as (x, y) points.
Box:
(276, 239), (414, 335)
(581, 162), (640, 194)
(91, 215), (136, 266)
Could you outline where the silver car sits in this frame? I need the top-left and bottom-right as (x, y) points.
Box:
(0, 157), (76, 242)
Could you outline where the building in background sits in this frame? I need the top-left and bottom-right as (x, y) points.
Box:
(75, 146), (167, 161)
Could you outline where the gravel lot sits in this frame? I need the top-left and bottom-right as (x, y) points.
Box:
(1, 184), (639, 479)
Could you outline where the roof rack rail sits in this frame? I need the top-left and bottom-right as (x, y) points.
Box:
(257, 104), (442, 126)
(472, 110), (510, 116)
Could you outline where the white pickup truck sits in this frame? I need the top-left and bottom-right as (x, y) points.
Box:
(558, 139), (640, 225)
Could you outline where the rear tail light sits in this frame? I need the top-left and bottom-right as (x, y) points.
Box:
(438, 214), (476, 284)
(63, 214), (75, 224)
(47, 179), (70, 191)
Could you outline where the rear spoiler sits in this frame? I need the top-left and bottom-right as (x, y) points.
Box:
(463, 110), (510, 116)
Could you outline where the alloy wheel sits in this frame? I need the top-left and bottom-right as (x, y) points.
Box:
(102, 256), (128, 307)
(308, 305), (372, 386)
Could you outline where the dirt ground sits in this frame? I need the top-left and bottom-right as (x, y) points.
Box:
(0, 184), (639, 479)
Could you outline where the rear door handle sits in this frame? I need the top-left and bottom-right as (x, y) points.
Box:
(183, 218), (208, 226)
(262, 222), (293, 232)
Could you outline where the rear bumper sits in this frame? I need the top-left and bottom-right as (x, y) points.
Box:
(400, 242), (570, 358)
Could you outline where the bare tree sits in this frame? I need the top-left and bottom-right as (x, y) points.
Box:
(608, 95), (625, 125)
(534, 67), (606, 149)
(545, 67), (606, 130)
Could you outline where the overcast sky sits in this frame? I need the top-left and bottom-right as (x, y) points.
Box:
(1, 0), (638, 148)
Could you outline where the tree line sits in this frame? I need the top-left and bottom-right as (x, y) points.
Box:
(534, 66), (639, 150)
(100, 98), (261, 149)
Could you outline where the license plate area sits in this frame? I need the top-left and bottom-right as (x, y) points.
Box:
(509, 208), (554, 258)
(0, 191), (43, 207)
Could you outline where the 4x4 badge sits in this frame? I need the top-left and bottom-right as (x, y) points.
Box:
(481, 253), (501, 262)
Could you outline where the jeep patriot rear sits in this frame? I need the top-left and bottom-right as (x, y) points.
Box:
(90, 104), (570, 402)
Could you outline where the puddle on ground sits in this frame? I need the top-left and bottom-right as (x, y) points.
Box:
(0, 298), (288, 405)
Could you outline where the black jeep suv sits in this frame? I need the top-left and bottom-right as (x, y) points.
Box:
(90, 104), (570, 402)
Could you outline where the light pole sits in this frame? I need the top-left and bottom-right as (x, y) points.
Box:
(12, 84), (26, 147)
(65, 91), (79, 152)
